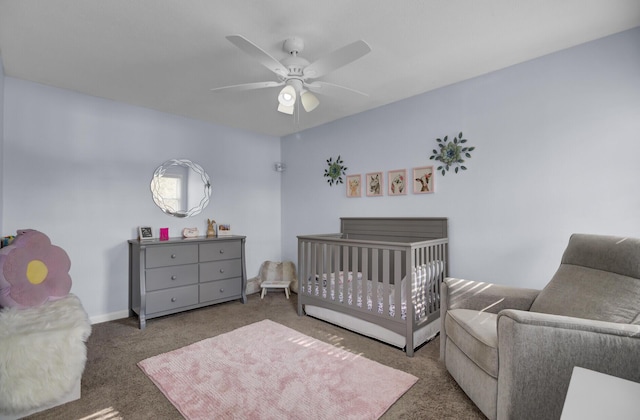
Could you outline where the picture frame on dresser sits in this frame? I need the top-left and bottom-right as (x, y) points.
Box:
(138, 226), (154, 241)
(217, 224), (232, 236)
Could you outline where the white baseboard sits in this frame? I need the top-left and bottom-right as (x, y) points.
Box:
(89, 309), (130, 325)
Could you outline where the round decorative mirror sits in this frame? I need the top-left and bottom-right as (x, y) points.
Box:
(150, 159), (211, 218)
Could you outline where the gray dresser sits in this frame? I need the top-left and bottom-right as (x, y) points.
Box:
(128, 235), (247, 329)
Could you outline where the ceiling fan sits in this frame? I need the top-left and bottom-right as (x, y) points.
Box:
(211, 35), (371, 115)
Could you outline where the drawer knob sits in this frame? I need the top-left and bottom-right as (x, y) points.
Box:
(219, 288), (224, 293)
(171, 275), (177, 280)
(171, 297), (177, 302)
(219, 269), (225, 273)
(219, 249), (224, 254)
(171, 254), (177, 259)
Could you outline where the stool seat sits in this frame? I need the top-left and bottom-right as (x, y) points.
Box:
(260, 280), (291, 299)
(0, 294), (91, 419)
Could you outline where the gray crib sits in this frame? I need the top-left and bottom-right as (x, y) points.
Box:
(297, 217), (448, 356)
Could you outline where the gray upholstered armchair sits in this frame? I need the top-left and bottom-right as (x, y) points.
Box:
(440, 234), (640, 420)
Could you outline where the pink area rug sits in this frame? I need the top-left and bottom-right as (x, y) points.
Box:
(138, 319), (418, 420)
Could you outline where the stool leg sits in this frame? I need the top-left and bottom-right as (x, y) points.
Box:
(261, 287), (266, 299)
(285, 287), (290, 299)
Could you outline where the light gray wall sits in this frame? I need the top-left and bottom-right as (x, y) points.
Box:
(3, 28), (639, 322)
(3, 79), (282, 321)
(0, 53), (4, 235)
(281, 28), (640, 289)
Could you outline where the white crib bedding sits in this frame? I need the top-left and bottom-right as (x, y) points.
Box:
(301, 261), (444, 320)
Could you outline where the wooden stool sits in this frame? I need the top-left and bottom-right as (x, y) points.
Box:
(260, 280), (291, 299)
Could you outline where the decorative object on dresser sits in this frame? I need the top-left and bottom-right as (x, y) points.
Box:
(298, 217), (448, 356)
(128, 235), (247, 329)
(206, 219), (216, 238)
(139, 226), (154, 241)
(217, 224), (232, 236)
(159, 228), (169, 241)
(181, 227), (199, 238)
(138, 320), (416, 420)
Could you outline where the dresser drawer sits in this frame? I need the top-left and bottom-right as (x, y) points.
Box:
(200, 259), (242, 281)
(146, 285), (198, 314)
(145, 264), (198, 292)
(199, 241), (241, 262)
(200, 278), (242, 302)
(146, 244), (198, 268)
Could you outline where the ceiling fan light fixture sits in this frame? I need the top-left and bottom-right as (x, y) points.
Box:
(278, 84), (297, 107)
(277, 103), (295, 115)
(301, 90), (319, 112)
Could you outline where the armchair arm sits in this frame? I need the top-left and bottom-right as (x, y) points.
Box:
(496, 310), (640, 420)
(442, 277), (540, 314)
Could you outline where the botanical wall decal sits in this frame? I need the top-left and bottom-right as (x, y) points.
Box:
(430, 132), (475, 175)
(324, 155), (347, 186)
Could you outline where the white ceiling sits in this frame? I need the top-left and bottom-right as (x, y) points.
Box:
(1, 1), (639, 137)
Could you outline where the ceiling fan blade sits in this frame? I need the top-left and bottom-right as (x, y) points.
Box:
(306, 81), (368, 97)
(303, 40), (371, 79)
(210, 81), (284, 93)
(226, 35), (289, 78)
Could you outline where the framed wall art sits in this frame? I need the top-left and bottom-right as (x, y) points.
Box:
(388, 169), (407, 196)
(366, 172), (383, 197)
(346, 174), (362, 198)
(413, 166), (435, 194)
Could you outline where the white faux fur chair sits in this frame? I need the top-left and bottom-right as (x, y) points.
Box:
(246, 261), (298, 295)
(0, 294), (91, 419)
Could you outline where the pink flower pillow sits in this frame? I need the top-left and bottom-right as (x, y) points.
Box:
(0, 229), (72, 308)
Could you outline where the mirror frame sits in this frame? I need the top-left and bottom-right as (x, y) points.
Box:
(150, 159), (211, 218)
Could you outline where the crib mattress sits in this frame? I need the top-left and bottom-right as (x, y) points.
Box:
(301, 261), (444, 321)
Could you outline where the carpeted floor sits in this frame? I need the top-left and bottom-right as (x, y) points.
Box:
(25, 293), (485, 420)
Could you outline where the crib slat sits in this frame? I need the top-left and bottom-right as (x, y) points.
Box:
(331, 245), (341, 302)
(358, 246), (366, 311)
(393, 249), (401, 321)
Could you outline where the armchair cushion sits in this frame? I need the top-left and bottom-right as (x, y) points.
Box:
(446, 309), (498, 377)
(530, 234), (640, 324)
